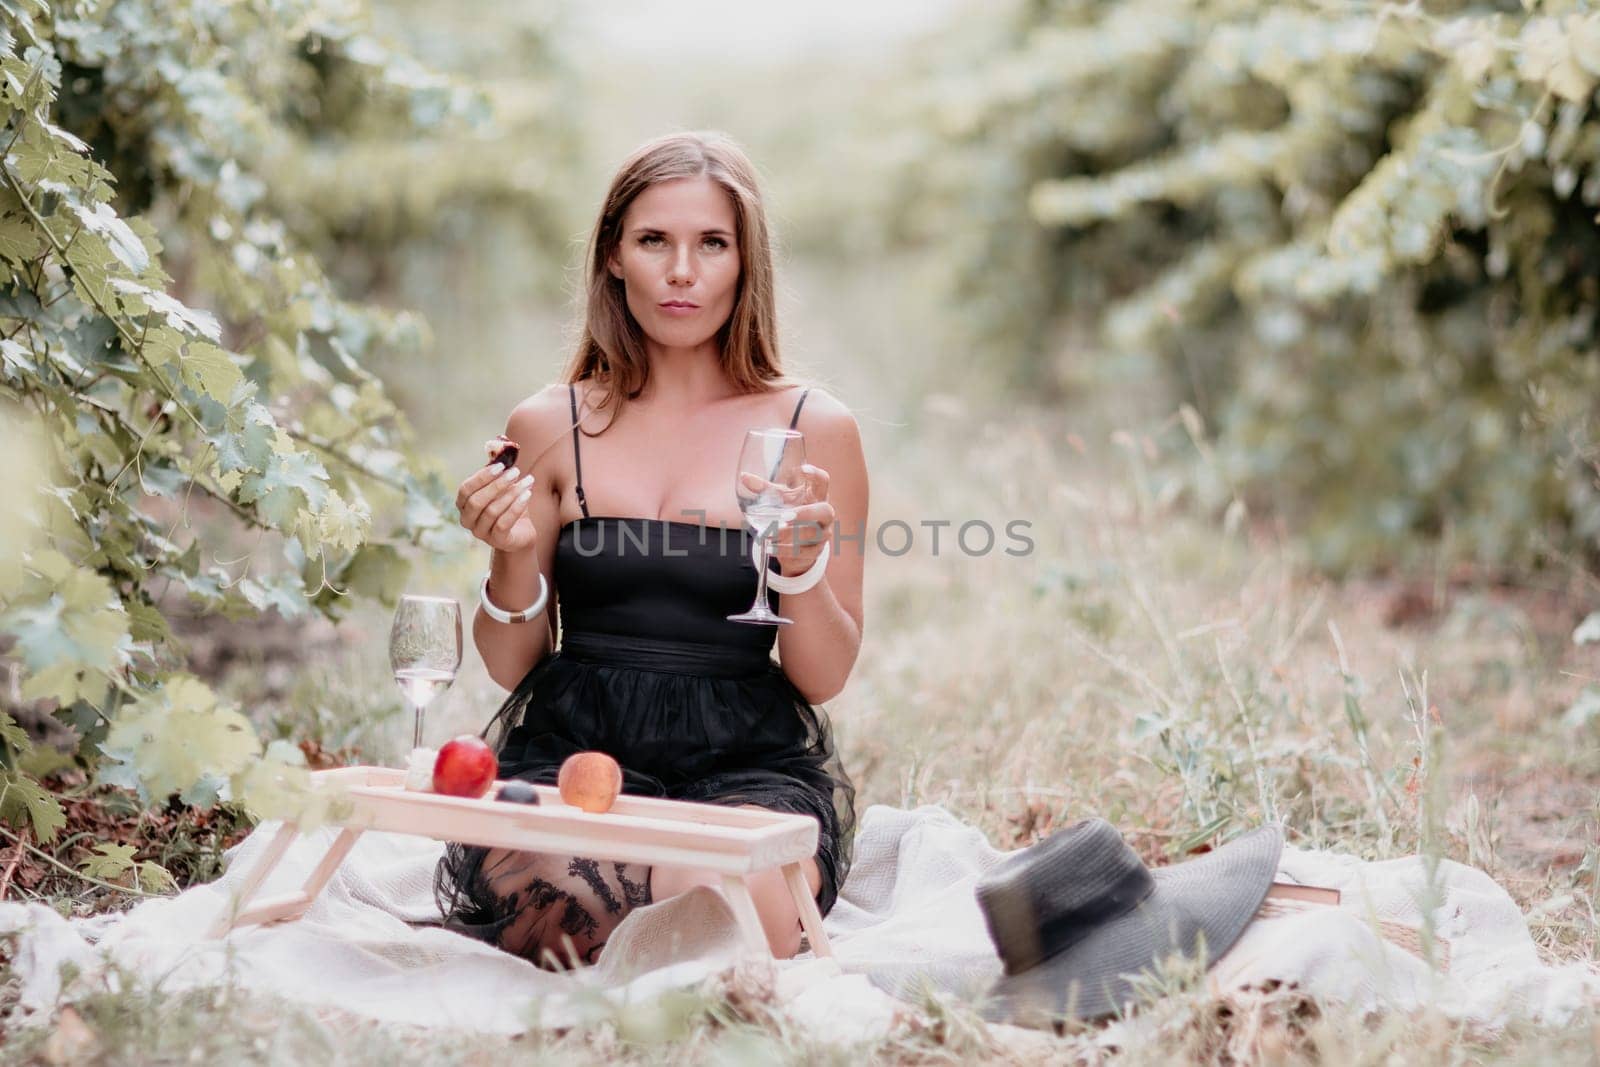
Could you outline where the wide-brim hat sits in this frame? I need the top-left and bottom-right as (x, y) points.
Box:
(977, 819), (1284, 1025)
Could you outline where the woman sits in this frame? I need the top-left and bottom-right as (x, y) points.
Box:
(435, 131), (868, 968)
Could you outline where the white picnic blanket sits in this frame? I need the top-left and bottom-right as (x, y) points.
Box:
(0, 804), (1594, 1039)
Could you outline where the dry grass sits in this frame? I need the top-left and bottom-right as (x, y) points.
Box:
(851, 395), (1600, 894)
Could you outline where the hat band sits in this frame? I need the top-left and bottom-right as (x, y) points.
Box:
(1009, 860), (1156, 974)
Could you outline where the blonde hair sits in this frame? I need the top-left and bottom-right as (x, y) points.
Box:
(563, 131), (796, 426)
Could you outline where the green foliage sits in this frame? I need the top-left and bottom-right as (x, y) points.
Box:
(77, 839), (175, 893)
(0, 767), (65, 843)
(76, 840), (136, 880)
(99, 677), (260, 806)
(904, 0), (1600, 573)
(0, 1), (570, 832)
(2, 690), (66, 842)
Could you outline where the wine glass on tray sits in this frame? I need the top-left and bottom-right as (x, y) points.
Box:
(727, 428), (807, 626)
(389, 594), (463, 749)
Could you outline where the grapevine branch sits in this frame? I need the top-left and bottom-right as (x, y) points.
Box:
(76, 395), (270, 532)
(0, 822), (163, 899)
(0, 828), (24, 900)
(0, 158), (207, 434)
(2, 161), (410, 509)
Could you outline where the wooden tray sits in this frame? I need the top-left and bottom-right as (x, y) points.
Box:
(210, 765), (832, 960)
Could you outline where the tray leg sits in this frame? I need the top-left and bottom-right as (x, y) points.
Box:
(781, 862), (833, 959)
(719, 875), (771, 957)
(300, 827), (363, 902)
(209, 821), (300, 938)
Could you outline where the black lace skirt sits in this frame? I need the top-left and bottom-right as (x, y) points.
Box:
(434, 630), (856, 937)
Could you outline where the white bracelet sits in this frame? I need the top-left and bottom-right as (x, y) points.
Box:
(479, 572), (548, 624)
(753, 535), (832, 595)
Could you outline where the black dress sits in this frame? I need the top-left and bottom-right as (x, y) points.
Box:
(435, 385), (856, 942)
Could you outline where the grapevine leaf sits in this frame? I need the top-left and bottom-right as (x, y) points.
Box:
(82, 424), (122, 469)
(2, 550), (131, 702)
(0, 769), (65, 843)
(109, 275), (152, 314)
(16, 743), (75, 781)
(1520, 17), (1598, 102)
(94, 757), (140, 793)
(78, 841), (137, 881)
(229, 740), (345, 828)
(209, 399), (275, 474)
(7, 131), (55, 184)
(136, 860), (177, 894)
(234, 574), (308, 618)
(67, 199), (149, 272)
(142, 290), (221, 341)
(404, 479), (449, 532)
(173, 563), (227, 610)
(181, 773), (224, 808)
(101, 676), (260, 804)
(67, 244), (116, 310)
(141, 325), (185, 368)
(137, 462), (188, 499)
(125, 599), (172, 645)
(0, 337), (29, 376)
(18, 661), (102, 706)
(178, 341), (241, 402)
(41, 120), (89, 154)
(0, 710), (31, 754)
(0, 284), (44, 321)
(318, 489), (370, 552)
(1575, 15), (1600, 77)
(0, 210), (44, 263)
(334, 542), (410, 608)
(239, 448), (329, 527)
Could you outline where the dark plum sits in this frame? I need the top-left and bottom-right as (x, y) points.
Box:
(496, 780), (540, 805)
(485, 434), (520, 471)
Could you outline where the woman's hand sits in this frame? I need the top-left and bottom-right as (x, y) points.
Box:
(456, 462), (538, 553)
(767, 463), (835, 576)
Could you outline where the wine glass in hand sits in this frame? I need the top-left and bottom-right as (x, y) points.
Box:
(727, 428), (807, 626)
(390, 595), (463, 749)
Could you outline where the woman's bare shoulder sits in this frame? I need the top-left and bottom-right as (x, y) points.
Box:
(791, 384), (861, 443)
(792, 383), (849, 414)
(501, 383), (580, 472)
(508, 382), (579, 428)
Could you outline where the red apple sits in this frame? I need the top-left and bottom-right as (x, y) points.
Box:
(432, 736), (498, 798)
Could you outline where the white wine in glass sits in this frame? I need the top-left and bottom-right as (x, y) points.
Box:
(727, 428), (807, 626)
(389, 595), (463, 749)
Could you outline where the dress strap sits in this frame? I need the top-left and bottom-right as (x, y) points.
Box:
(569, 383), (589, 519)
(789, 387), (811, 430)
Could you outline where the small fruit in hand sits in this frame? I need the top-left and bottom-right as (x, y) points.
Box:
(496, 780), (541, 805)
(485, 435), (520, 471)
(432, 736), (498, 798)
(557, 751), (622, 813)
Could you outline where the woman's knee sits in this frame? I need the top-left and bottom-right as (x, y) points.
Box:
(653, 861), (818, 959)
(746, 866), (807, 958)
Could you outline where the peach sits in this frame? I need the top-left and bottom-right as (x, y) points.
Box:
(557, 751), (622, 813)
